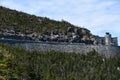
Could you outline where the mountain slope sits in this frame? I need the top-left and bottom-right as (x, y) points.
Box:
(0, 6), (87, 34)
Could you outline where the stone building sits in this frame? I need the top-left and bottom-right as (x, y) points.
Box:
(94, 32), (118, 46)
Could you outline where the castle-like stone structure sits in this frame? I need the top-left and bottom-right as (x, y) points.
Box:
(94, 32), (118, 46)
(11, 41), (120, 58)
(0, 28), (119, 58)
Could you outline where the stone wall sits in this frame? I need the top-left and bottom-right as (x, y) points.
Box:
(13, 42), (120, 58)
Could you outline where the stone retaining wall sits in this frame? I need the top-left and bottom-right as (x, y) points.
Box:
(13, 43), (120, 58)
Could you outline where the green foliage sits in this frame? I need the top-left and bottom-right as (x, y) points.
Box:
(0, 43), (120, 80)
(0, 6), (78, 33)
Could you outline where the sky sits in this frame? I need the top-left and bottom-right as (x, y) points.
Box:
(0, 0), (120, 45)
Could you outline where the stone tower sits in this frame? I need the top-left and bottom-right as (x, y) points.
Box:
(105, 32), (111, 45)
(112, 37), (118, 46)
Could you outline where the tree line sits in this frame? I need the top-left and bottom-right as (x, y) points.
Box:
(0, 43), (120, 80)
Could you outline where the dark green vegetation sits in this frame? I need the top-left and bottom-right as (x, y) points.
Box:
(0, 6), (89, 34)
(0, 43), (120, 80)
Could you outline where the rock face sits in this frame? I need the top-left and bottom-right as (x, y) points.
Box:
(12, 42), (120, 58)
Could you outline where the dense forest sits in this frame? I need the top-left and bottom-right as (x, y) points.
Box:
(0, 43), (120, 80)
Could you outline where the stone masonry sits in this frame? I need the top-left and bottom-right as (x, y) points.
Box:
(13, 42), (120, 58)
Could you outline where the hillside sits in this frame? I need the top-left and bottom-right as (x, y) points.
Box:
(0, 6), (90, 33)
(0, 6), (94, 43)
(0, 43), (120, 80)
(0, 6), (69, 33)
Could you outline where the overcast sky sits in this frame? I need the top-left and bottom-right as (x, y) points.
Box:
(0, 0), (120, 44)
